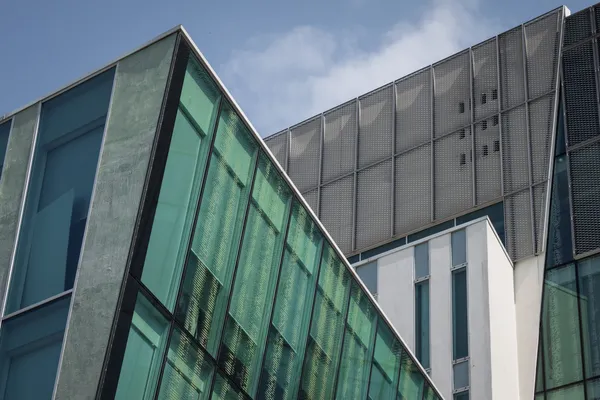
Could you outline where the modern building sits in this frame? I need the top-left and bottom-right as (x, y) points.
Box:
(0, 29), (442, 400)
(263, 2), (600, 400)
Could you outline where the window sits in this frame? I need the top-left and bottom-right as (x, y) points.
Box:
(481, 93), (487, 105)
(453, 360), (469, 390)
(397, 352), (424, 399)
(577, 256), (600, 379)
(459, 102), (465, 114)
(451, 229), (467, 267)
(482, 120), (487, 130)
(483, 145), (489, 156)
(494, 140), (500, 152)
(460, 153), (466, 166)
(454, 391), (469, 400)
(368, 321), (401, 400)
(415, 280), (430, 369)
(356, 261), (377, 298)
(414, 242), (429, 279)
(492, 115), (499, 126)
(452, 269), (468, 360)
(459, 129), (466, 139)
(492, 88), (498, 100)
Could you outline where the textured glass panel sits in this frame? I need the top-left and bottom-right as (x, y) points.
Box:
(0, 120), (11, 176)
(414, 243), (429, 279)
(358, 86), (393, 168)
(451, 230), (466, 266)
(175, 103), (257, 356)
(368, 321), (402, 400)
(0, 295), (70, 400)
(219, 153), (291, 395)
(142, 63), (220, 309)
(415, 280), (430, 369)
(115, 292), (169, 400)
(423, 384), (437, 400)
(356, 261), (378, 295)
(397, 353), (424, 399)
(336, 282), (377, 400)
(299, 245), (351, 400)
(211, 372), (248, 400)
(453, 360), (469, 389)
(433, 51), (470, 137)
(395, 70), (431, 153)
(157, 327), (214, 400)
(289, 118), (321, 192)
(453, 268), (468, 360)
(7, 69), (114, 313)
(577, 256), (600, 378)
(541, 264), (583, 389)
(587, 378), (600, 399)
(257, 202), (323, 400)
(545, 383), (584, 400)
(323, 102), (356, 182)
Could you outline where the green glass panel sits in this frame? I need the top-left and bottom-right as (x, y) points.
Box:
(397, 352), (424, 400)
(211, 372), (248, 400)
(299, 245), (351, 400)
(115, 292), (169, 400)
(535, 341), (544, 393)
(534, 395), (544, 400)
(142, 62), (220, 309)
(257, 202), (324, 400)
(546, 383), (584, 400)
(336, 282), (377, 400)
(423, 384), (436, 400)
(587, 378), (600, 399)
(157, 327), (214, 400)
(368, 321), (402, 400)
(577, 255), (600, 378)
(175, 102), (257, 357)
(541, 264), (583, 390)
(219, 153), (292, 395)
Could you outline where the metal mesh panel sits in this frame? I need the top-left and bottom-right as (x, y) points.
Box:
(504, 189), (534, 260)
(264, 131), (288, 171)
(570, 142), (600, 255)
(396, 70), (431, 152)
(596, 5), (600, 33)
(563, 42), (599, 146)
(358, 86), (394, 168)
(564, 9), (591, 47)
(529, 93), (555, 184)
(434, 128), (472, 219)
(474, 118), (502, 204)
(473, 39), (499, 121)
(499, 27), (526, 110)
(502, 105), (529, 193)
(323, 102), (356, 182)
(320, 175), (354, 254)
(356, 159), (392, 249)
(532, 182), (548, 254)
(433, 51), (471, 137)
(289, 118), (321, 192)
(526, 11), (561, 100)
(302, 189), (319, 217)
(394, 144), (431, 235)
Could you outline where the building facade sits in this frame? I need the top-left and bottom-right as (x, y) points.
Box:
(0, 29), (442, 400)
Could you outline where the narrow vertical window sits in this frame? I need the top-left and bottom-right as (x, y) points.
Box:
(452, 268), (468, 360)
(458, 102), (465, 114)
(481, 93), (487, 105)
(415, 280), (430, 369)
(414, 242), (429, 279)
(356, 261), (378, 299)
(451, 229), (467, 267)
(491, 88), (498, 100)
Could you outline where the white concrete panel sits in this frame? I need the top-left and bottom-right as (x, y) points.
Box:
(378, 248), (415, 350)
(429, 234), (453, 398)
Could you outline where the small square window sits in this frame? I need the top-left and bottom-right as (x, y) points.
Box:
(482, 120), (487, 130)
(459, 102), (465, 114)
(492, 88), (498, 100)
(483, 145), (489, 156)
(481, 93), (487, 105)
(493, 115), (499, 126)
(460, 153), (466, 165)
(459, 129), (466, 139)
(454, 361), (469, 390)
(494, 140), (500, 152)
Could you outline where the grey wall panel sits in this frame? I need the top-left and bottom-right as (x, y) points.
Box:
(53, 34), (176, 400)
(0, 107), (37, 313)
(320, 175), (354, 253)
(433, 52), (471, 137)
(596, 5), (600, 33)
(473, 39), (499, 120)
(434, 128), (472, 219)
(396, 70), (431, 152)
(569, 142), (600, 255)
(289, 117), (321, 192)
(529, 94), (555, 184)
(563, 42), (599, 146)
(525, 11), (561, 99)
(323, 102), (356, 182)
(504, 189), (533, 260)
(474, 119), (502, 204)
(356, 159), (392, 249)
(499, 27), (526, 110)
(358, 86), (393, 168)
(264, 131), (288, 171)
(301, 188), (319, 217)
(502, 105), (529, 193)
(564, 9), (591, 47)
(394, 144), (431, 235)
(532, 183), (547, 254)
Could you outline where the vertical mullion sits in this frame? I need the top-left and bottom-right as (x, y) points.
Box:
(469, 47), (477, 207)
(330, 280), (354, 400)
(430, 67), (435, 222)
(574, 261), (588, 399)
(286, 128), (291, 173)
(391, 83), (397, 238)
(496, 35), (505, 197)
(151, 322), (175, 400)
(352, 98), (360, 252)
(317, 114), (324, 216)
(364, 319), (380, 400)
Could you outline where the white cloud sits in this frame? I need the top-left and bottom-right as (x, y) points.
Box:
(221, 0), (502, 136)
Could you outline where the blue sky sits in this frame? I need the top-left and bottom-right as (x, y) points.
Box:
(0, 0), (591, 136)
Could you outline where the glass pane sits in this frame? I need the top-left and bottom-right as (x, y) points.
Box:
(368, 321), (402, 400)
(257, 203), (323, 400)
(115, 292), (169, 400)
(142, 59), (220, 310)
(587, 378), (600, 399)
(423, 384), (436, 400)
(0, 296), (70, 400)
(299, 245), (351, 400)
(175, 103), (257, 357)
(545, 383), (584, 400)
(211, 372), (248, 400)
(336, 282), (377, 399)
(397, 352), (424, 400)
(451, 230), (467, 266)
(542, 264), (583, 390)
(545, 156), (573, 267)
(180, 59), (221, 136)
(7, 70), (114, 313)
(415, 280), (430, 368)
(577, 255), (600, 378)
(453, 361), (469, 390)
(454, 392), (469, 400)
(356, 261), (378, 296)
(455, 201), (505, 244)
(157, 327), (214, 400)
(535, 341), (544, 392)
(414, 243), (429, 279)
(219, 154), (292, 395)
(453, 268), (468, 359)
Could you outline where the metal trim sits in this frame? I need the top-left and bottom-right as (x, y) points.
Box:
(317, 114), (324, 215)
(430, 67), (435, 222)
(391, 82), (397, 237)
(364, 319), (379, 399)
(469, 48), (477, 207)
(352, 98), (359, 252)
(1, 289), (73, 321)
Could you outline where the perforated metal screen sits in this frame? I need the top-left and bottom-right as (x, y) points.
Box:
(264, 131), (288, 171)
(564, 9), (591, 47)
(499, 27), (526, 110)
(395, 70), (431, 153)
(289, 117), (321, 192)
(358, 86), (394, 169)
(356, 160), (392, 249)
(320, 176), (354, 254)
(433, 51), (470, 138)
(475, 119), (502, 204)
(473, 40), (499, 121)
(504, 189), (534, 260)
(323, 102), (356, 182)
(525, 12), (561, 99)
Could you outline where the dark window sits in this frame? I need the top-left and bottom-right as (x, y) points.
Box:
(493, 115), (499, 126)
(459, 102), (465, 114)
(492, 88), (498, 100)
(483, 145), (489, 156)
(459, 129), (466, 139)
(460, 153), (466, 165)
(494, 140), (500, 152)
(482, 120), (488, 130)
(481, 93), (487, 105)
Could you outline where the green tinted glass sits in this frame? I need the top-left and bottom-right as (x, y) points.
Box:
(219, 153), (292, 395)
(368, 320), (402, 400)
(397, 352), (424, 400)
(336, 282), (377, 399)
(175, 102), (257, 356)
(300, 245), (351, 399)
(257, 202), (324, 400)
(211, 372), (248, 400)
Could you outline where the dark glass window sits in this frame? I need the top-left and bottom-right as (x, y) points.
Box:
(356, 261), (377, 296)
(483, 144), (489, 156)
(494, 140), (500, 152)
(415, 280), (430, 369)
(481, 93), (487, 105)
(452, 269), (468, 359)
(451, 229), (467, 266)
(414, 242), (429, 279)
(492, 88), (498, 100)
(545, 156), (573, 268)
(459, 102), (465, 114)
